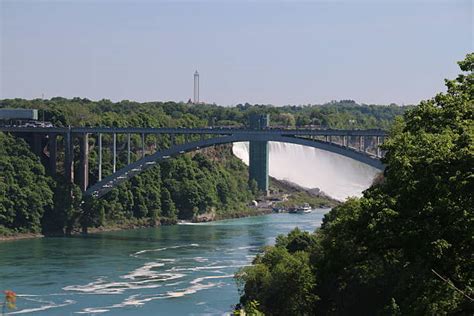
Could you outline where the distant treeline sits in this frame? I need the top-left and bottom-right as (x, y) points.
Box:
(0, 98), (409, 130)
(0, 98), (407, 236)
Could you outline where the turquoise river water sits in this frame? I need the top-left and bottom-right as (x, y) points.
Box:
(0, 210), (329, 315)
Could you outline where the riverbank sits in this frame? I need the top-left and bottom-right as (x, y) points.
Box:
(0, 232), (44, 242)
(1, 178), (338, 242)
(0, 208), (275, 241)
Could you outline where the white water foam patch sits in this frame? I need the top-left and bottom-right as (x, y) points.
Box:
(177, 222), (205, 225)
(194, 257), (209, 263)
(121, 262), (165, 280)
(64, 264), (185, 295)
(8, 298), (75, 315)
(63, 278), (163, 295)
(76, 307), (110, 314)
(233, 141), (379, 201)
(77, 275), (232, 314)
(131, 243), (200, 258)
(165, 275), (234, 298)
(78, 291), (169, 314)
(166, 264), (246, 273)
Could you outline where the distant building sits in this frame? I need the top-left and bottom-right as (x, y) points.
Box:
(193, 70), (199, 104)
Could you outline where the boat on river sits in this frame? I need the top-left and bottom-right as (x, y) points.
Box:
(290, 203), (312, 214)
(296, 203), (312, 214)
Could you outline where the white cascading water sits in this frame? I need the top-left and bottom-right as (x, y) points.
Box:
(232, 142), (380, 201)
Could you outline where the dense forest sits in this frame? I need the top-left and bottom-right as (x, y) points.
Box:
(235, 55), (473, 314)
(1, 91), (408, 237)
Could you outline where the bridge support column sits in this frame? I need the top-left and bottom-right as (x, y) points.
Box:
(79, 133), (89, 191)
(98, 133), (102, 181)
(249, 141), (269, 193)
(48, 133), (57, 175)
(170, 134), (175, 146)
(359, 136), (365, 152)
(376, 137), (382, 157)
(248, 114), (270, 194)
(113, 133), (117, 173)
(64, 130), (74, 183)
(32, 133), (43, 157)
(127, 133), (131, 164)
(141, 133), (145, 158)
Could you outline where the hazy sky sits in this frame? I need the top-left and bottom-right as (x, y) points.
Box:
(1, 0), (472, 106)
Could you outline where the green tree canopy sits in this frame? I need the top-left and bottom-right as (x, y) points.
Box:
(236, 54), (474, 315)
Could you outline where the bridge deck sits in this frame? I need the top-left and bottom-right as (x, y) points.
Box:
(0, 126), (387, 137)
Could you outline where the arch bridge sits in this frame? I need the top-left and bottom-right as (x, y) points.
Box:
(0, 126), (387, 198)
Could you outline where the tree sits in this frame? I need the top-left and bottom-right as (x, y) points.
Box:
(161, 187), (176, 219)
(236, 54), (474, 315)
(237, 246), (318, 315)
(0, 133), (53, 234)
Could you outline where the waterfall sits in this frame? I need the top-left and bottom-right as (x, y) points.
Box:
(232, 142), (379, 201)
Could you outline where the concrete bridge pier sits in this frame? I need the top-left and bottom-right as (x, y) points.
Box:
(249, 141), (269, 193)
(359, 136), (365, 152)
(78, 133), (89, 192)
(32, 133), (44, 157)
(170, 134), (175, 147)
(126, 133), (131, 164)
(142, 133), (146, 158)
(248, 114), (270, 194)
(64, 130), (74, 183)
(376, 136), (382, 157)
(48, 133), (57, 175)
(98, 133), (103, 181)
(113, 133), (117, 173)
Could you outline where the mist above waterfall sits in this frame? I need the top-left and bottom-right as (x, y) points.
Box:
(232, 142), (379, 201)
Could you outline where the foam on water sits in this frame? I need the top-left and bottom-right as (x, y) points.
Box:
(233, 141), (379, 201)
(193, 257), (209, 262)
(63, 264), (186, 295)
(8, 299), (76, 315)
(165, 275), (234, 298)
(76, 275), (234, 314)
(167, 264), (246, 272)
(131, 243), (200, 257)
(121, 262), (165, 280)
(76, 307), (111, 314)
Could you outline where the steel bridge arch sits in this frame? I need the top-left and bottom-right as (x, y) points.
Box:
(86, 133), (384, 198)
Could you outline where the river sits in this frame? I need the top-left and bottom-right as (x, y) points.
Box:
(0, 210), (329, 315)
